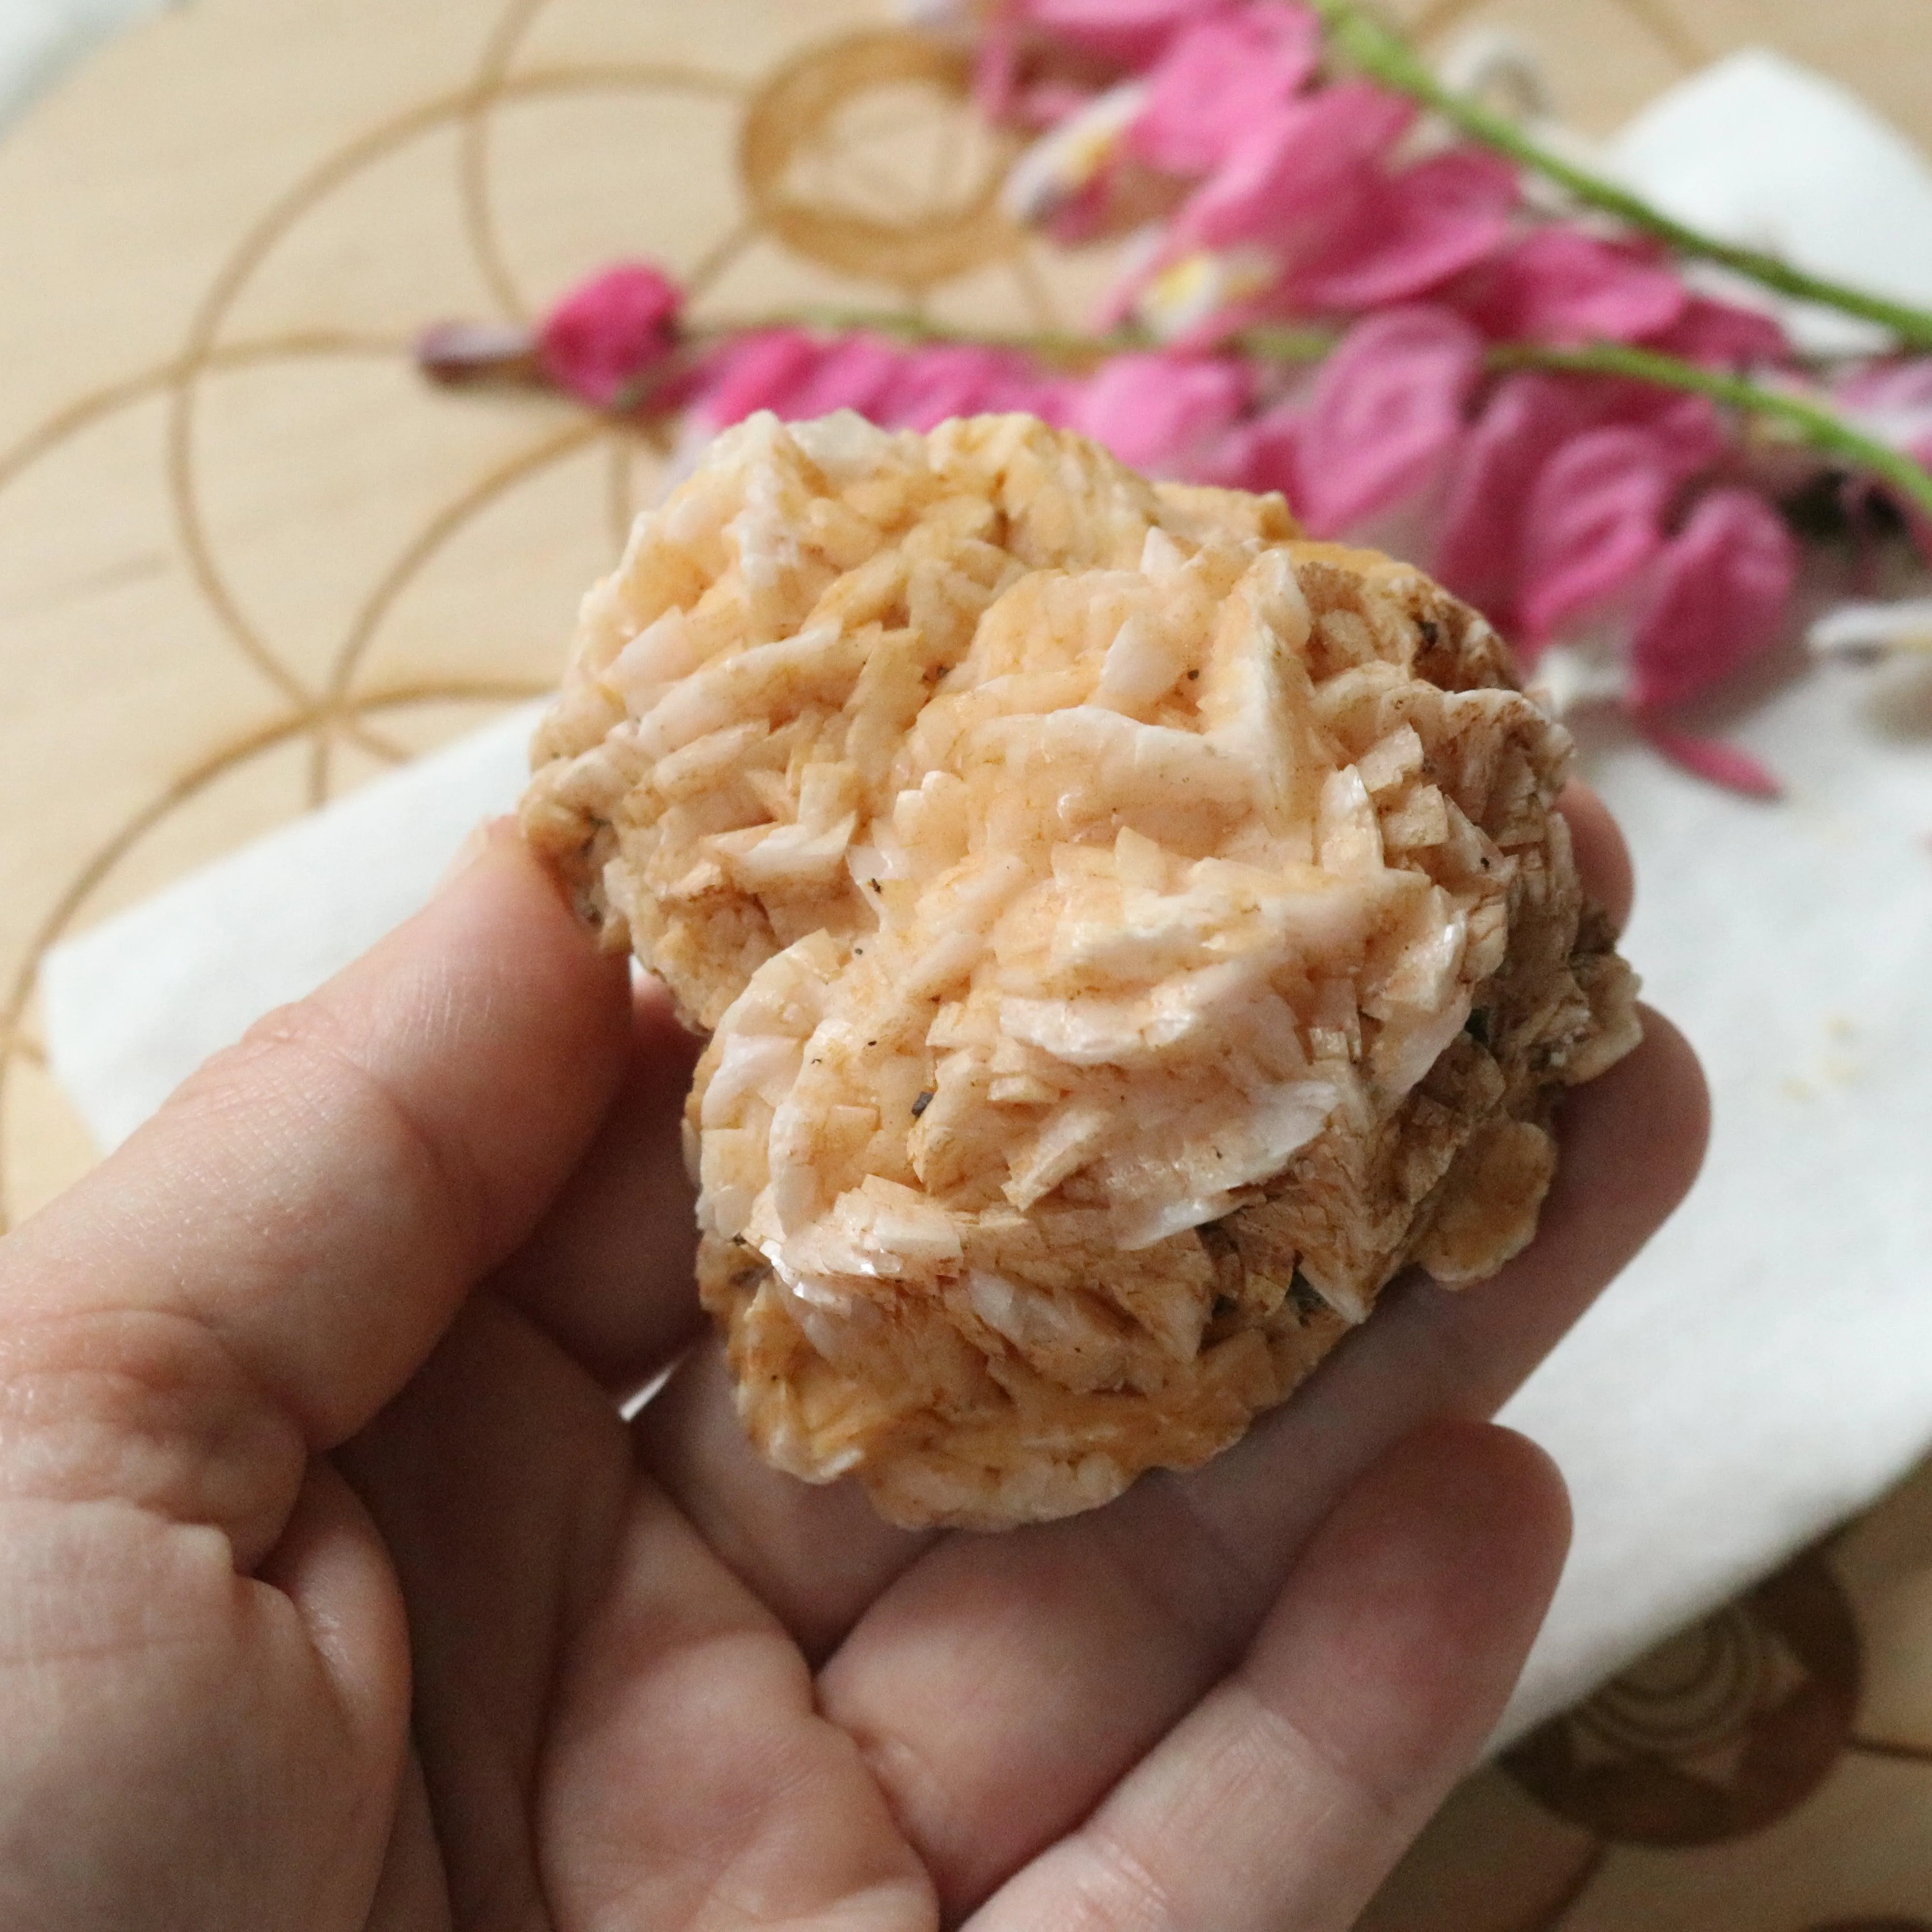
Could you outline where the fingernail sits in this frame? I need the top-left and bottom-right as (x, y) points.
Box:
(436, 815), (515, 893)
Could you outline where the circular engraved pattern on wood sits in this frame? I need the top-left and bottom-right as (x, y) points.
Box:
(1501, 1550), (1861, 1847)
(739, 29), (1020, 289)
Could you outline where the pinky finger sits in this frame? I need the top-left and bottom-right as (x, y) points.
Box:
(965, 1423), (1570, 1932)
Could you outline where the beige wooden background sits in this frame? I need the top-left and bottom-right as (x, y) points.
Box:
(1, 0), (1930, 1921)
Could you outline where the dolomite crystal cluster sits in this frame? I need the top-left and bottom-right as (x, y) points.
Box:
(522, 411), (1640, 1529)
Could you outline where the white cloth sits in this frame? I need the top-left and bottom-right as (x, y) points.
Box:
(1609, 49), (1932, 356)
(43, 708), (544, 1150)
(32, 50), (1932, 1740)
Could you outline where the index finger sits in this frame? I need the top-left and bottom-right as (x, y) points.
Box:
(0, 822), (630, 1567)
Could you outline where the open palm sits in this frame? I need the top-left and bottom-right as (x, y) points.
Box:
(0, 813), (1705, 1931)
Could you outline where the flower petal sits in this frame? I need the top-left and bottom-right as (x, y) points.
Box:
(536, 262), (682, 408)
(1628, 487), (1797, 711)
(1435, 371), (1601, 625)
(1455, 228), (1684, 346)
(1293, 148), (1520, 313)
(1175, 82), (1413, 256)
(1517, 425), (1674, 645)
(1023, 0), (1238, 66)
(696, 328), (828, 426)
(1645, 293), (1790, 368)
(1127, 9), (1321, 176)
(880, 343), (1061, 430)
(1002, 81), (1148, 227)
(1190, 397), (1301, 496)
(1073, 351), (1253, 473)
(1623, 389), (1727, 479)
(1639, 724), (1783, 799)
(777, 333), (910, 422)
(1294, 306), (1484, 535)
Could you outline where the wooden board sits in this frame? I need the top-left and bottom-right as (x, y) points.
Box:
(2, 0), (1930, 1921)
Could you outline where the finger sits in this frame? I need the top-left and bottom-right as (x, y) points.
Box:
(968, 1423), (1569, 1932)
(0, 823), (629, 1567)
(531, 1465), (936, 1927)
(816, 1008), (1706, 1914)
(490, 971), (705, 1391)
(0, 1464), (412, 1928)
(362, 1747), (452, 1932)
(634, 1337), (935, 1662)
(254, 1456), (412, 1785)
(1558, 780), (1634, 933)
(336, 1293), (632, 1927)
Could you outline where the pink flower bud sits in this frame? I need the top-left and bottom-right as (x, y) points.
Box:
(1293, 306), (1484, 535)
(1624, 389), (1727, 479)
(1194, 398), (1303, 495)
(1629, 488), (1797, 712)
(536, 262), (683, 409)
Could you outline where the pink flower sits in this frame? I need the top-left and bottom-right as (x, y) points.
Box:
(1195, 397), (1302, 495)
(1293, 148), (1520, 313)
(881, 343), (1066, 429)
(1074, 351), (1252, 472)
(537, 263), (682, 409)
(1517, 426), (1676, 646)
(1293, 306), (1484, 535)
(1127, 9), (1320, 176)
(1435, 372), (1600, 625)
(1639, 724), (1783, 799)
(1645, 294), (1790, 369)
(1837, 355), (1932, 455)
(1622, 389), (1727, 479)
(1000, 80), (1148, 236)
(696, 328), (826, 426)
(1175, 82), (1414, 256)
(973, 0), (1025, 123)
(1023, 0), (1236, 67)
(1628, 488), (1797, 712)
(1454, 229), (1684, 346)
(779, 333), (909, 421)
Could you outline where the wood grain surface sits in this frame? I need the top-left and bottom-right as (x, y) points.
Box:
(1, 0), (1929, 1920)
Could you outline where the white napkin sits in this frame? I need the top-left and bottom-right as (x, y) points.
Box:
(1608, 48), (1932, 356)
(35, 53), (1932, 1740)
(43, 706), (544, 1151)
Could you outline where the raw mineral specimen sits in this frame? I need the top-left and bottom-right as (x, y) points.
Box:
(522, 410), (1639, 1529)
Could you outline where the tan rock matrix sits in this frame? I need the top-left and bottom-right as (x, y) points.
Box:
(523, 410), (1639, 1528)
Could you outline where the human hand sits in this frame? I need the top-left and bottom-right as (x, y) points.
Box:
(0, 797), (1705, 1930)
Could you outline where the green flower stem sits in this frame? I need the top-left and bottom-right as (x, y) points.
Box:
(1307, 0), (1932, 355)
(697, 308), (1932, 515)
